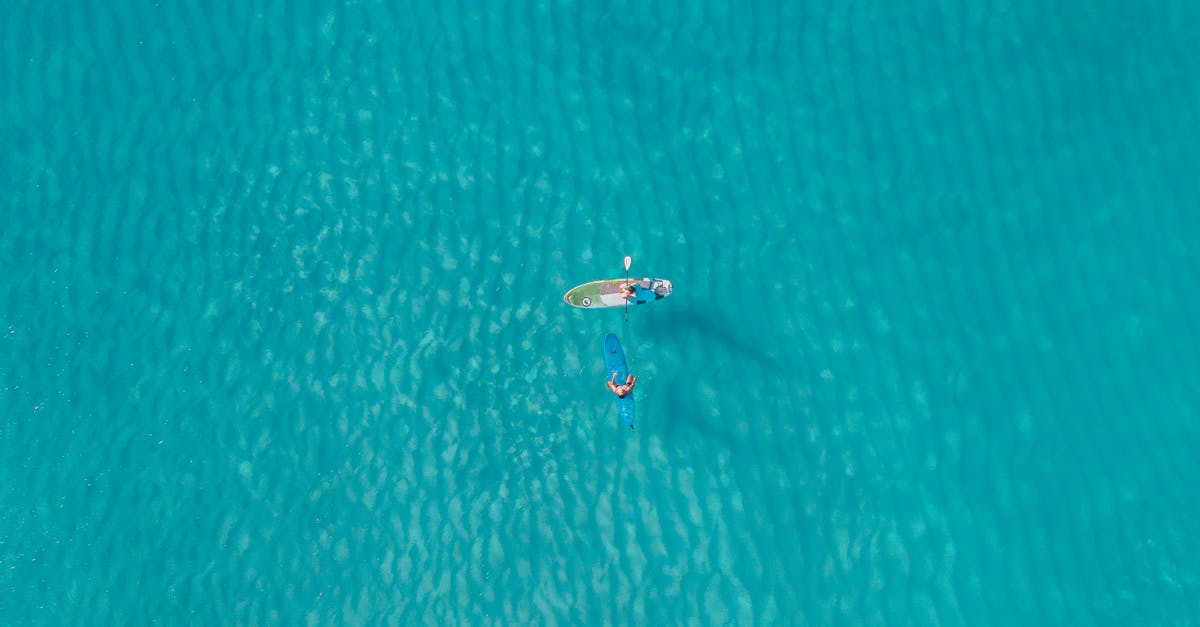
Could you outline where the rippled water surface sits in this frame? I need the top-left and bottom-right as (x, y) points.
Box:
(3, 1), (1199, 624)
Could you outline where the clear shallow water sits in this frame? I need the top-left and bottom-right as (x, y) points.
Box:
(3, 1), (1199, 624)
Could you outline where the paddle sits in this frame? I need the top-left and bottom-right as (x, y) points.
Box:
(623, 256), (632, 322)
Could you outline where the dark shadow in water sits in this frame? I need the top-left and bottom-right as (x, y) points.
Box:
(641, 308), (784, 372)
(633, 308), (811, 457)
(646, 372), (750, 458)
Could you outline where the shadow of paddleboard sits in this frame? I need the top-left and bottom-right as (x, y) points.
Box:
(641, 308), (784, 372)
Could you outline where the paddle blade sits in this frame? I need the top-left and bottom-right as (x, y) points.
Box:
(623, 256), (632, 271)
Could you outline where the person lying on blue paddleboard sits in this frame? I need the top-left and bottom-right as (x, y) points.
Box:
(607, 371), (637, 397)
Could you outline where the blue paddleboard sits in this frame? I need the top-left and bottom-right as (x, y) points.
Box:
(603, 333), (635, 428)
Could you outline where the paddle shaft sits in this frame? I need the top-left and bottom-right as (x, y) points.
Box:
(623, 256), (631, 322)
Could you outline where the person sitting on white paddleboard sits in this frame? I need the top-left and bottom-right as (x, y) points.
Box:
(607, 371), (637, 397)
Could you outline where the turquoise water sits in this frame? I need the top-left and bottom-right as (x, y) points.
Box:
(3, 0), (1199, 624)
